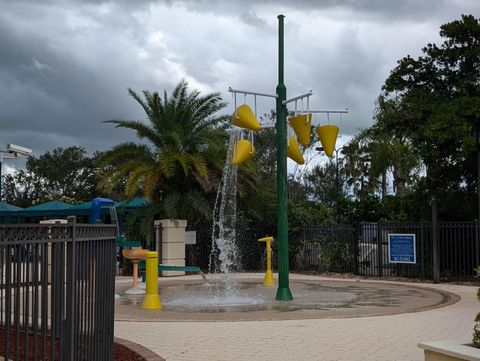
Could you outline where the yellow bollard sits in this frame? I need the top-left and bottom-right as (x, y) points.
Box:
(258, 236), (275, 287)
(142, 251), (162, 310)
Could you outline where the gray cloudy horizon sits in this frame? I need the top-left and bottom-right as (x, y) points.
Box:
(1, 0), (479, 170)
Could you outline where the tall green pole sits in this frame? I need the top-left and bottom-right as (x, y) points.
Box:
(275, 14), (293, 301)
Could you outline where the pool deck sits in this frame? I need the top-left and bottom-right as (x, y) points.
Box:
(114, 273), (478, 361)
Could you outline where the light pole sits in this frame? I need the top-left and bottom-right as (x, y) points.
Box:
(0, 144), (32, 202)
(316, 146), (344, 198)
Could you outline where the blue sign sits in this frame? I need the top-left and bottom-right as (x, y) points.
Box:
(388, 234), (416, 264)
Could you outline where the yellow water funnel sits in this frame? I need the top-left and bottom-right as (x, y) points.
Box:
(316, 125), (339, 157)
(287, 136), (304, 165)
(288, 114), (312, 146)
(232, 139), (255, 165)
(231, 104), (261, 131)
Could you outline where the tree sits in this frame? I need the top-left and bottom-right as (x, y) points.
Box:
(379, 14), (480, 197)
(305, 160), (347, 208)
(342, 139), (370, 199)
(97, 80), (228, 226)
(233, 118), (279, 233)
(357, 124), (421, 198)
(3, 171), (46, 208)
(3, 146), (99, 207)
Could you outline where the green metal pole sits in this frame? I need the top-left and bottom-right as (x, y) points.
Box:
(275, 14), (293, 301)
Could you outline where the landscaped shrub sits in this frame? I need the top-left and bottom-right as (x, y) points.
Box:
(473, 266), (480, 347)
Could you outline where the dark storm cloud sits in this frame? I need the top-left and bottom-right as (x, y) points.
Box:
(0, 0), (479, 165)
(156, 0), (452, 22)
(0, 0), (160, 155)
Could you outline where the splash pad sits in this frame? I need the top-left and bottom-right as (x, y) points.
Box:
(114, 116), (457, 320)
(115, 274), (457, 321)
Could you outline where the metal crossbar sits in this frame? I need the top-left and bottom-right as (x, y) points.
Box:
(228, 87), (277, 99)
(282, 90), (313, 105)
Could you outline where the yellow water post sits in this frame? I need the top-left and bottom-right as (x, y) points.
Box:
(142, 251), (162, 310)
(258, 236), (275, 287)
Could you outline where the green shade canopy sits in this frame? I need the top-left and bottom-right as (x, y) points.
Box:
(0, 198), (151, 220)
(69, 201), (95, 210)
(70, 197), (150, 211)
(0, 202), (23, 212)
(24, 200), (73, 212)
(117, 197), (150, 208)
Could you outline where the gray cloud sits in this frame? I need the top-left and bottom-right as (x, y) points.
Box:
(0, 0), (479, 164)
(154, 0), (458, 22)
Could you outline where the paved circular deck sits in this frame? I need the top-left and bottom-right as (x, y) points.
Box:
(115, 274), (458, 322)
(114, 274), (477, 361)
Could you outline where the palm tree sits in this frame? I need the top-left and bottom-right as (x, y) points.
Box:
(98, 80), (228, 225)
(373, 96), (421, 197)
(342, 140), (369, 199)
(388, 137), (420, 197)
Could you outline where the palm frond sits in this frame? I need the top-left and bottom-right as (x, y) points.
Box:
(104, 120), (163, 145)
(102, 80), (228, 221)
(183, 189), (211, 219)
(163, 191), (180, 219)
(128, 88), (153, 119)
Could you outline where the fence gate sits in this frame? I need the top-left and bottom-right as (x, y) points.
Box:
(356, 222), (432, 279)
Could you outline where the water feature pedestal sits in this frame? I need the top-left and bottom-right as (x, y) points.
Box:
(155, 219), (187, 276)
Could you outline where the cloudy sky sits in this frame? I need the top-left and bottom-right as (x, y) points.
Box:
(1, 0), (479, 170)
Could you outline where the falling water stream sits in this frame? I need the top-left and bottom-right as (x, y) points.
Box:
(208, 128), (241, 294)
(161, 128), (265, 308)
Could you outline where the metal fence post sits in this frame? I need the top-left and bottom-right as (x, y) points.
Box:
(420, 222), (425, 280)
(431, 197), (440, 283)
(377, 223), (383, 277)
(353, 223), (359, 275)
(67, 216), (77, 360)
(475, 219), (479, 268)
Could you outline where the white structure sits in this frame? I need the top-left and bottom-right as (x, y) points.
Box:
(154, 219), (187, 276)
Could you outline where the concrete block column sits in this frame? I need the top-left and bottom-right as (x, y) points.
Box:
(154, 219), (187, 276)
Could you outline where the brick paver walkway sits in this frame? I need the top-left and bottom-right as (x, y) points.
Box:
(114, 274), (478, 361)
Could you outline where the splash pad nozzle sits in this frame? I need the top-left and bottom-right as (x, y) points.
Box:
(258, 236), (275, 287)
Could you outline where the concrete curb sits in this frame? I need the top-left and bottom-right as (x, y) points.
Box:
(115, 337), (166, 361)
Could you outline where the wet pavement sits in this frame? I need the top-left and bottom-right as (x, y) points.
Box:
(115, 274), (457, 321)
(114, 273), (475, 361)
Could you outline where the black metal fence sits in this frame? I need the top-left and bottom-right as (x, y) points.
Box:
(187, 221), (480, 282)
(294, 221), (480, 281)
(439, 221), (479, 280)
(294, 224), (355, 273)
(350, 222), (432, 279)
(0, 218), (117, 361)
(186, 228), (274, 272)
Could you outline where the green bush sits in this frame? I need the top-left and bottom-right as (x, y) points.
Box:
(473, 266), (480, 347)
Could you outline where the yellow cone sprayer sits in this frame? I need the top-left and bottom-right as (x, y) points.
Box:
(258, 236), (275, 287)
